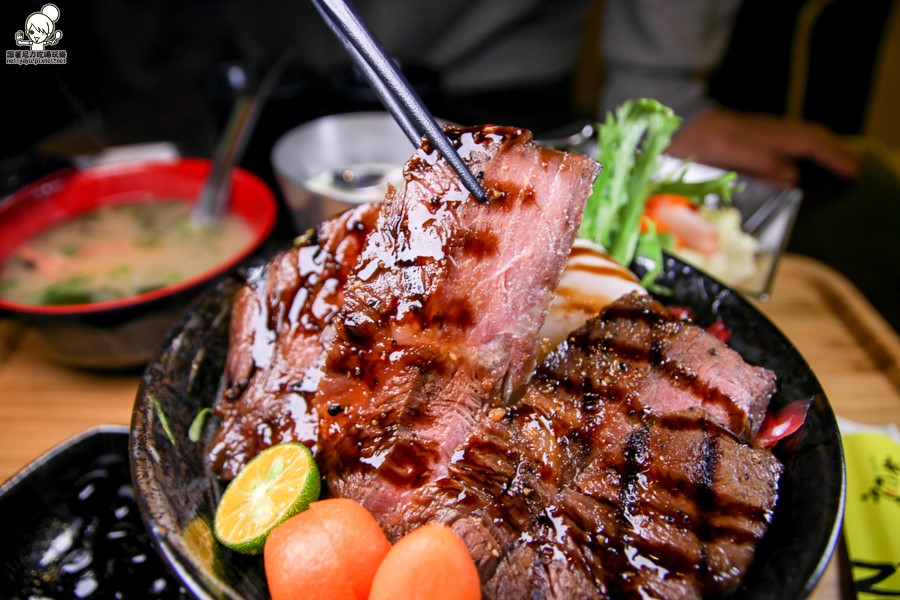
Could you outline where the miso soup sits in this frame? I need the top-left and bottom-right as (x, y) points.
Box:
(0, 199), (254, 306)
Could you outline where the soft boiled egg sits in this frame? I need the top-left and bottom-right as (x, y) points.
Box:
(539, 239), (646, 351)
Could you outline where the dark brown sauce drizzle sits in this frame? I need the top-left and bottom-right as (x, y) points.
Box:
(318, 126), (545, 485)
(210, 206), (379, 479)
(570, 262), (638, 281)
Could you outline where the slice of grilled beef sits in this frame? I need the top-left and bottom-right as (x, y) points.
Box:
(208, 202), (380, 480)
(542, 292), (776, 441)
(313, 124), (601, 520)
(404, 292), (783, 598)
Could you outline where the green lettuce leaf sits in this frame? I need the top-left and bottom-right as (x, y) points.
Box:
(578, 98), (739, 292)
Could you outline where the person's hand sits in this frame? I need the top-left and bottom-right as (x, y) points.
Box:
(666, 106), (860, 188)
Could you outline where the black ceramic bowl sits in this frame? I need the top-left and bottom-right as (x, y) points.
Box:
(130, 255), (846, 600)
(0, 425), (191, 598)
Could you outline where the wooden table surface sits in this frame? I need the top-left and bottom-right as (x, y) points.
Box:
(2, 254), (898, 599)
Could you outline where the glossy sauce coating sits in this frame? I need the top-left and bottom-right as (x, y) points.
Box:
(313, 124), (600, 523)
(208, 203), (380, 480)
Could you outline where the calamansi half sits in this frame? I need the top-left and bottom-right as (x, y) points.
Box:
(213, 442), (321, 555)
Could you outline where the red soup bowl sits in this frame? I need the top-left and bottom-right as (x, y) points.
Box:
(0, 158), (277, 370)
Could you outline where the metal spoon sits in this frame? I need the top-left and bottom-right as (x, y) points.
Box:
(192, 96), (257, 224)
(330, 166), (394, 191)
(533, 121), (596, 154)
(192, 59), (284, 225)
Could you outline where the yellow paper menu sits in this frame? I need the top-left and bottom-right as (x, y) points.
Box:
(840, 419), (900, 598)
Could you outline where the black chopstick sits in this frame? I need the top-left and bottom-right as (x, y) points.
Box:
(342, 43), (421, 146)
(310, 0), (488, 203)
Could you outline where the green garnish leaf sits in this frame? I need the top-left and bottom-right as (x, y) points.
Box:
(150, 394), (177, 447)
(580, 99), (681, 266)
(108, 265), (134, 278)
(189, 407), (213, 443)
(579, 98), (739, 291)
(37, 275), (95, 305)
(136, 233), (162, 248)
(635, 219), (669, 294)
(650, 170), (740, 205)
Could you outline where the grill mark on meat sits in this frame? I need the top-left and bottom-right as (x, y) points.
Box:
(596, 423), (651, 598)
(460, 228), (500, 260)
(620, 425), (650, 537)
(695, 431), (720, 582)
(540, 295), (775, 440)
(594, 324), (744, 435)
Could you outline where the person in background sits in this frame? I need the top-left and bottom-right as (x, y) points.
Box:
(3, 0), (895, 330)
(599, 0), (861, 188)
(218, 0), (596, 133)
(599, 0), (899, 334)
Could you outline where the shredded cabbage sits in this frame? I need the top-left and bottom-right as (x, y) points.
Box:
(675, 206), (760, 288)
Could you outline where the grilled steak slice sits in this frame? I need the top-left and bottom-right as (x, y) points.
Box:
(208, 203), (380, 480)
(552, 292), (776, 440)
(313, 125), (601, 521)
(405, 292), (783, 598)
